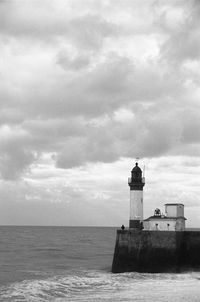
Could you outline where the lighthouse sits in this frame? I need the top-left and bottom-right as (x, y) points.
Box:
(112, 163), (200, 274)
(128, 163), (145, 229)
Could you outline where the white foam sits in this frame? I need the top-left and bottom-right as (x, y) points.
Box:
(1, 270), (200, 302)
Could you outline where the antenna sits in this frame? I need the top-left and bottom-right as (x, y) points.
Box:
(135, 157), (140, 163)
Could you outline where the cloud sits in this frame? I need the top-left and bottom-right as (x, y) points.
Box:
(0, 0), (200, 226)
(57, 52), (91, 71)
(0, 162), (129, 225)
(0, 148), (35, 180)
(159, 1), (200, 63)
(0, 0), (119, 54)
(0, 125), (36, 179)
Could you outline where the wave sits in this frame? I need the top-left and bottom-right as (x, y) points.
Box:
(1, 270), (200, 302)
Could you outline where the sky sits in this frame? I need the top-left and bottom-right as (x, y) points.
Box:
(1, 0), (200, 227)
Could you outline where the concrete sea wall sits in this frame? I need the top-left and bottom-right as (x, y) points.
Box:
(112, 230), (200, 273)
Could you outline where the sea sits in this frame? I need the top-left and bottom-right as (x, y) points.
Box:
(0, 226), (200, 302)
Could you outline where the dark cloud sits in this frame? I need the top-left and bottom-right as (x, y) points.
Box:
(1, 0), (200, 227)
(0, 125), (36, 179)
(181, 110), (200, 144)
(57, 52), (91, 71)
(0, 0), (200, 179)
(0, 1), (119, 54)
(0, 148), (35, 180)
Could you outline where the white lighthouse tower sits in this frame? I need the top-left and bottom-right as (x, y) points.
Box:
(128, 163), (145, 229)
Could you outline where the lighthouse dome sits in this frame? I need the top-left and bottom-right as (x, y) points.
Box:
(131, 163), (142, 179)
(132, 162), (141, 172)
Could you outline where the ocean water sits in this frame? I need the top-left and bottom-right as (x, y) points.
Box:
(0, 226), (200, 301)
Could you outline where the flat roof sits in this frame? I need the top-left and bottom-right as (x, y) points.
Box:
(144, 216), (187, 221)
(165, 203), (184, 206)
